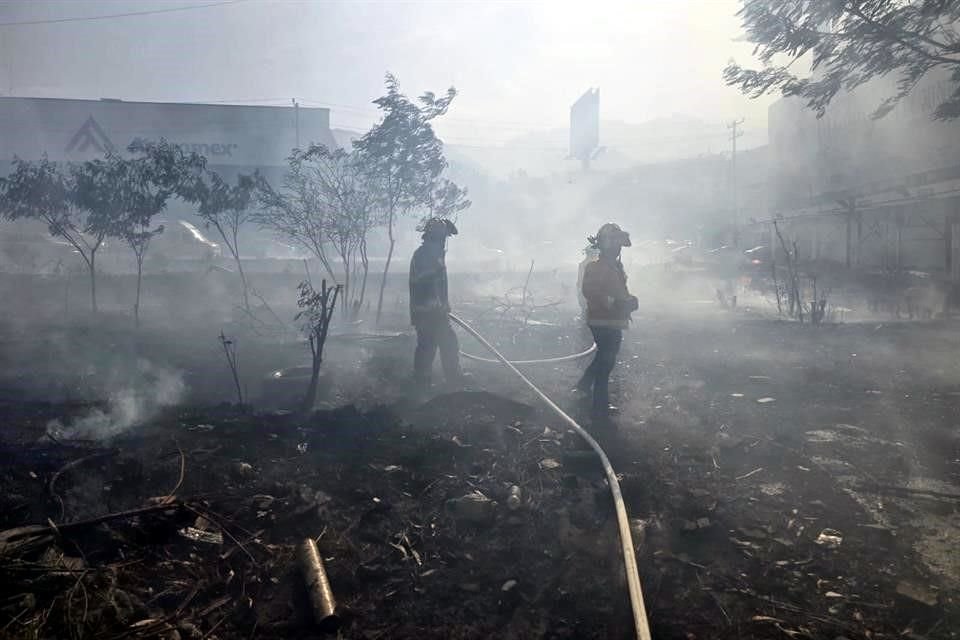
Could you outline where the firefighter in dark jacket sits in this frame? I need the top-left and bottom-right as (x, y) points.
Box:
(410, 218), (462, 390)
(575, 223), (638, 419)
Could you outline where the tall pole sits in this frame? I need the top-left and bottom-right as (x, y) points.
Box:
(3, 28), (13, 95)
(952, 211), (960, 282)
(727, 118), (745, 247)
(293, 98), (300, 149)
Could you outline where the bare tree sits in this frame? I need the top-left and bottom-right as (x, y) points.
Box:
(305, 146), (379, 316)
(296, 279), (341, 413)
(257, 145), (381, 317)
(256, 149), (338, 283)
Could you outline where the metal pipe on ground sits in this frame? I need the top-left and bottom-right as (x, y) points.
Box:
(448, 312), (652, 640)
(298, 538), (341, 632)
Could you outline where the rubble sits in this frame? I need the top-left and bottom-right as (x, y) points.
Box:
(815, 528), (844, 549)
(446, 491), (497, 525)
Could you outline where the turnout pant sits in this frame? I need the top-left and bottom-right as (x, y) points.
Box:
(414, 315), (461, 385)
(576, 326), (623, 413)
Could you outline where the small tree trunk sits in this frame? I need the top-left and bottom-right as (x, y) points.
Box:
(360, 264), (370, 310)
(134, 256), (144, 327)
(856, 213), (863, 267)
(303, 339), (321, 413)
(341, 255), (351, 319)
(359, 250), (369, 309)
(300, 282), (340, 413)
(770, 254), (782, 315)
(233, 251), (250, 311)
(896, 220), (903, 273)
(845, 209), (853, 269)
(88, 252), (98, 314)
(375, 211), (396, 326)
(230, 228), (251, 312)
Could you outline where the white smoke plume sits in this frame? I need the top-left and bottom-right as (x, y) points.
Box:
(47, 359), (185, 440)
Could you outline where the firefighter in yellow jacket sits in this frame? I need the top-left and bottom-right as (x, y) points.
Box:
(575, 223), (638, 419)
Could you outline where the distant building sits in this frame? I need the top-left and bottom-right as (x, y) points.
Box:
(0, 96), (336, 184)
(588, 146), (768, 251)
(0, 97), (337, 267)
(764, 71), (960, 276)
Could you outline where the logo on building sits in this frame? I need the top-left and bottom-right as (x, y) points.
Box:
(65, 116), (116, 154)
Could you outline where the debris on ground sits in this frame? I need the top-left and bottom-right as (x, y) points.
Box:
(2, 302), (960, 639)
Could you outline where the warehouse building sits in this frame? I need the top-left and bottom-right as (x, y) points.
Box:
(0, 97), (338, 267)
(0, 96), (336, 182)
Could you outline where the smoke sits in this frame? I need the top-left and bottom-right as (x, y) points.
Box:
(47, 359), (185, 440)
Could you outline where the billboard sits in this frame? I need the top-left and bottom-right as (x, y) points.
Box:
(570, 88), (599, 164)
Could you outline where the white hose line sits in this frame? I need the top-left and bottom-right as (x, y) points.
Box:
(448, 313), (652, 640)
(460, 342), (597, 365)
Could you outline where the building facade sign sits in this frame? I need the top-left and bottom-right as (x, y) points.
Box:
(65, 116), (115, 154)
(0, 97), (335, 173)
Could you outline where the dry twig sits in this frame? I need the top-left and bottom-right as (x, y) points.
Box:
(159, 443), (186, 505)
(49, 450), (119, 522)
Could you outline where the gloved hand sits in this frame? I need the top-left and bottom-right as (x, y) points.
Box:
(626, 295), (639, 312)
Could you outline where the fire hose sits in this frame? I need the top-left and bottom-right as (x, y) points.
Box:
(460, 341), (597, 364)
(326, 330), (598, 364)
(448, 313), (652, 640)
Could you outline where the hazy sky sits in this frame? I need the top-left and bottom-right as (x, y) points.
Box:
(0, 0), (774, 145)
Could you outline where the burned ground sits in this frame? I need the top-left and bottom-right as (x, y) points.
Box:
(1, 268), (959, 639)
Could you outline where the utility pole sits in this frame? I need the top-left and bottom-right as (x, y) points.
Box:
(293, 98), (300, 149)
(727, 118), (745, 247)
(3, 29), (13, 96)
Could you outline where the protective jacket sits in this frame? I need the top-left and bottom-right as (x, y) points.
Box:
(581, 257), (636, 329)
(577, 253), (598, 312)
(409, 240), (450, 325)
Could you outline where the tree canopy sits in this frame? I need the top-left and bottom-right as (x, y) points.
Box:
(256, 144), (380, 313)
(0, 156), (113, 311)
(724, 0), (960, 119)
(0, 140), (204, 317)
(181, 169), (260, 311)
(352, 73), (470, 323)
